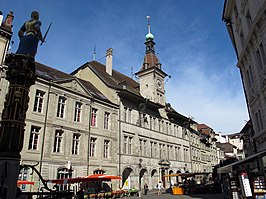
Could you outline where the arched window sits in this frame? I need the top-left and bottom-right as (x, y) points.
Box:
(93, 169), (105, 174)
(57, 168), (73, 191)
(18, 168), (28, 191)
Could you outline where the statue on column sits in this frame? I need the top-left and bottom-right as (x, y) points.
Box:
(16, 11), (44, 58)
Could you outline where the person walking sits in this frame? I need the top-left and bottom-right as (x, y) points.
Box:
(144, 183), (148, 195)
(157, 181), (162, 195)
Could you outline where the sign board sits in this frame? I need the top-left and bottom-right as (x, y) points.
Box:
(240, 172), (252, 197)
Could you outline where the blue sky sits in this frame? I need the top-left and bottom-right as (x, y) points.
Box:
(1, 0), (249, 133)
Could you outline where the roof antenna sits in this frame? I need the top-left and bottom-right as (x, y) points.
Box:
(131, 66), (134, 79)
(93, 44), (96, 61)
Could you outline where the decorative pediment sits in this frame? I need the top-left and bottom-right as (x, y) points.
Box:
(56, 79), (90, 96)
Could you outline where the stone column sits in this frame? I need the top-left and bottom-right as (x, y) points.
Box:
(0, 54), (36, 199)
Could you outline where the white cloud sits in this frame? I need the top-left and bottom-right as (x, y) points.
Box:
(165, 53), (249, 134)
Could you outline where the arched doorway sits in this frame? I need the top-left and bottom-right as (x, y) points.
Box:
(176, 170), (181, 184)
(158, 159), (170, 188)
(139, 168), (147, 191)
(151, 169), (158, 188)
(122, 167), (133, 189)
(168, 170), (174, 187)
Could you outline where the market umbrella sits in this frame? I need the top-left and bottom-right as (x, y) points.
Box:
(85, 174), (121, 181)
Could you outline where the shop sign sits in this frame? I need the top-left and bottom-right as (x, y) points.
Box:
(240, 172), (252, 197)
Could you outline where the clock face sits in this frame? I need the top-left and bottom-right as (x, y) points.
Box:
(157, 79), (162, 88)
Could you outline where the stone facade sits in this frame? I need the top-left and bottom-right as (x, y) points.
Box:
(0, 11), (223, 193)
(223, 0), (266, 152)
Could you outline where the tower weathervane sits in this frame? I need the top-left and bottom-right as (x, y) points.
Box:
(146, 15), (151, 34)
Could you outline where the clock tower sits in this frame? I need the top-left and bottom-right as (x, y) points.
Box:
(135, 16), (168, 105)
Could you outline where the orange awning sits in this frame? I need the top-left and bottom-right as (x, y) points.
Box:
(163, 172), (210, 178)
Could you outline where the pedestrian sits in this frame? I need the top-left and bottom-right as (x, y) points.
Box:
(76, 187), (84, 199)
(157, 181), (162, 195)
(144, 183), (148, 195)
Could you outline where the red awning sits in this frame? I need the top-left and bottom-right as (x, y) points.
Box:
(46, 174), (121, 184)
(17, 180), (35, 185)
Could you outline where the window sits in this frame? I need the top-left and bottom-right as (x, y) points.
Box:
(93, 169), (105, 174)
(154, 142), (157, 158)
(57, 168), (72, 191)
(143, 140), (147, 156)
(103, 140), (110, 158)
(72, 133), (80, 155)
(53, 130), (63, 153)
(175, 146), (181, 160)
(255, 110), (264, 131)
(245, 10), (252, 30)
(139, 139), (143, 156)
(124, 107), (127, 122)
(159, 144), (162, 159)
(90, 137), (97, 157)
(28, 126), (40, 150)
(233, 5), (238, 18)
(33, 90), (45, 113)
(259, 43), (266, 65)
(74, 102), (82, 122)
(150, 142), (153, 158)
(256, 49), (263, 71)
(128, 137), (132, 154)
(123, 135), (132, 155)
(104, 112), (110, 130)
(240, 31), (245, 47)
(139, 139), (147, 156)
(246, 65), (254, 88)
(91, 108), (98, 126)
(153, 118), (156, 130)
(128, 109), (132, 123)
(184, 148), (189, 161)
(18, 168), (28, 191)
(167, 145), (170, 160)
(57, 96), (66, 118)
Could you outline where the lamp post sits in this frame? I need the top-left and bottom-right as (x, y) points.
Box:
(0, 54), (36, 198)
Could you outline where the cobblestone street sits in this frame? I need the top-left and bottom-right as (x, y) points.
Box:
(128, 189), (224, 199)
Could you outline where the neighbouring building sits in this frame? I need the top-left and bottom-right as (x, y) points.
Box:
(216, 132), (244, 160)
(218, 1), (266, 198)
(223, 0), (266, 152)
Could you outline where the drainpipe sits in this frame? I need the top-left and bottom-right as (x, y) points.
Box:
(39, 80), (52, 174)
(118, 99), (122, 186)
(87, 99), (93, 175)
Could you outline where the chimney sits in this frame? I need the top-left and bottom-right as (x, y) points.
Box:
(106, 48), (113, 76)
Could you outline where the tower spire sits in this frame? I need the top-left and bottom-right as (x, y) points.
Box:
(145, 16), (154, 42)
(147, 15), (151, 34)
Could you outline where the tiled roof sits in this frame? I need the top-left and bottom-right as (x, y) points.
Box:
(197, 123), (212, 130)
(35, 62), (111, 103)
(141, 53), (159, 70)
(71, 60), (140, 96)
(216, 142), (236, 153)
